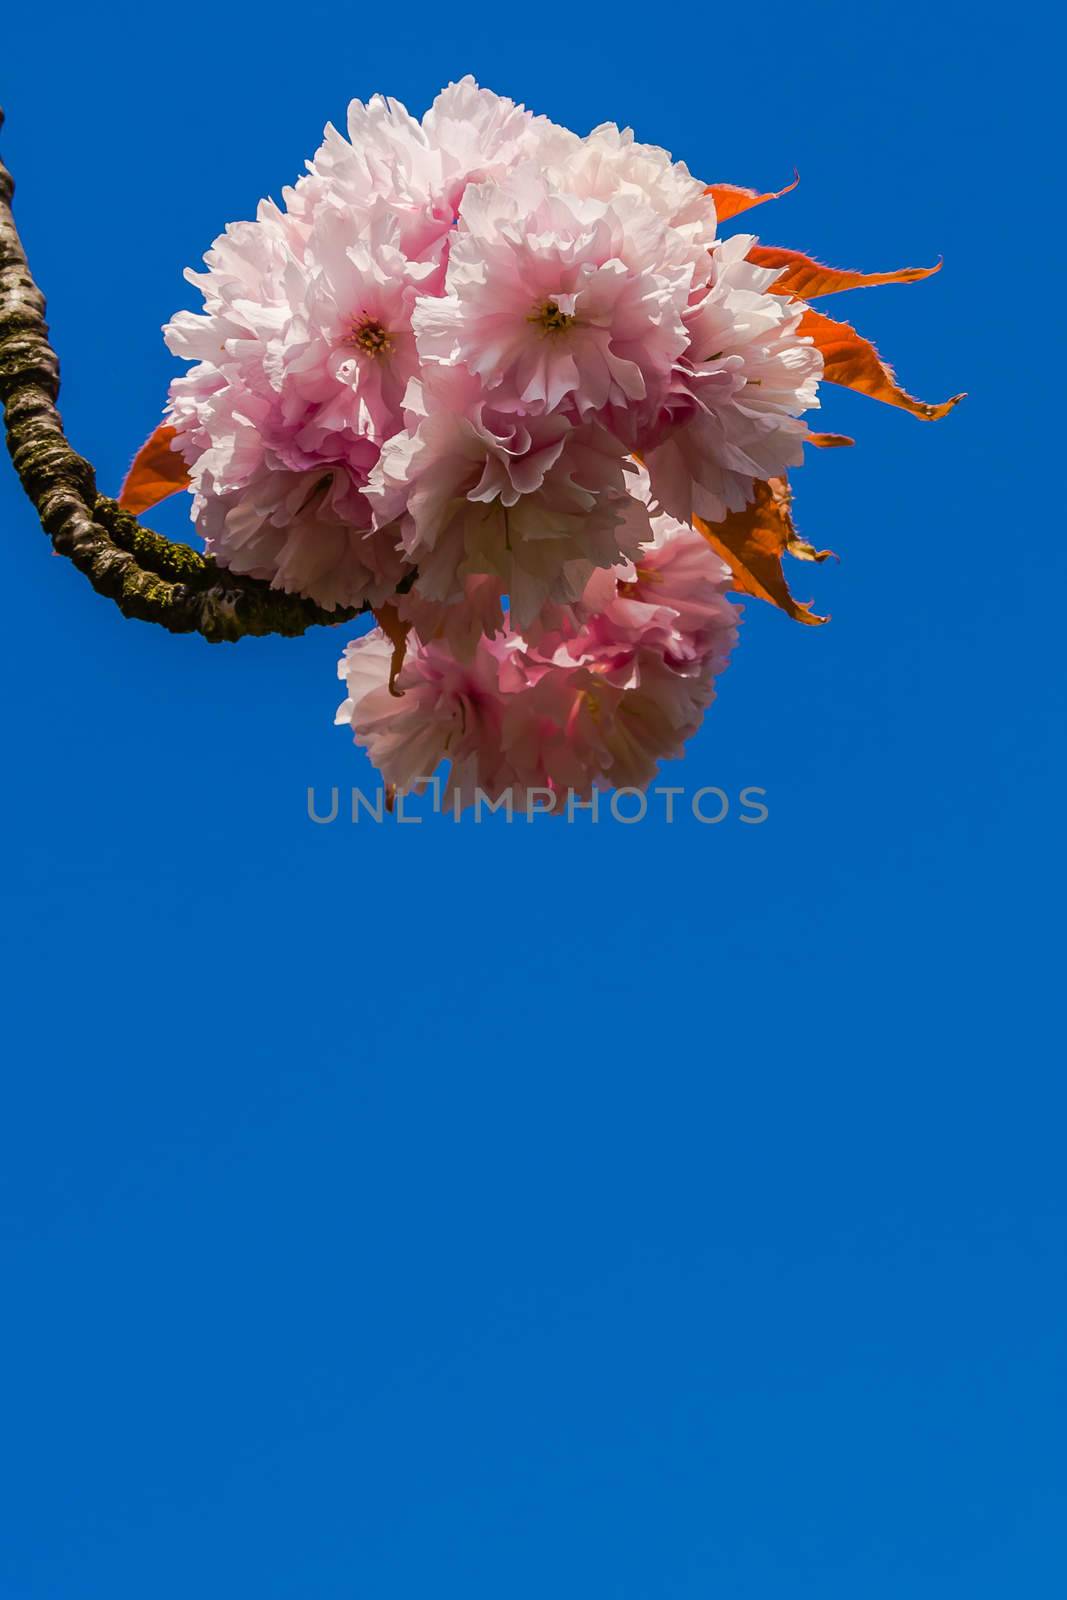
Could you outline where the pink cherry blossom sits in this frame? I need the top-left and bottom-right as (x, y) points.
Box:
(287, 78), (576, 265)
(642, 233), (823, 525)
(191, 456), (407, 612)
(336, 628), (518, 801)
(548, 120), (715, 239)
(413, 168), (702, 422)
(165, 204), (426, 608)
(365, 367), (651, 628)
(335, 491), (740, 806)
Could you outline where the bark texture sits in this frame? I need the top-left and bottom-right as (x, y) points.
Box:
(0, 108), (361, 643)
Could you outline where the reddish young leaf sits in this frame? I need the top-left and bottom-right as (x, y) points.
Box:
(800, 308), (965, 419)
(118, 423), (191, 514)
(806, 431), (855, 448)
(749, 244), (942, 300)
(373, 602), (411, 696)
(694, 478), (834, 626)
(705, 172), (800, 222)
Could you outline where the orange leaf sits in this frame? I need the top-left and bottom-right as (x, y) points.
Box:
(705, 172), (799, 223)
(373, 602), (411, 696)
(800, 307), (965, 420)
(694, 478), (834, 626)
(749, 244), (941, 300)
(806, 431), (855, 448)
(118, 423), (191, 514)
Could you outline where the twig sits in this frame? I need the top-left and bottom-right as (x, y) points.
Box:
(0, 107), (360, 642)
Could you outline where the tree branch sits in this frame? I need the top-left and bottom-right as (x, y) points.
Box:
(0, 107), (361, 643)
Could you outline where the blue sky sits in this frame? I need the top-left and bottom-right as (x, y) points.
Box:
(1, 3), (1064, 1595)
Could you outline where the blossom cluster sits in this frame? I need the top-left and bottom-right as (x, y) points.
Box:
(335, 474), (740, 809)
(164, 79), (825, 793)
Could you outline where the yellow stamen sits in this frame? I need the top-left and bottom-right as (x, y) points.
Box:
(617, 564), (661, 598)
(348, 317), (392, 357)
(528, 299), (575, 335)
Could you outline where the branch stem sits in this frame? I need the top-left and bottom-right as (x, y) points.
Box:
(0, 107), (360, 642)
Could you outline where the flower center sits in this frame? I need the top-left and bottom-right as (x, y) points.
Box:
(529, 299), (575, 336)
(617, 564), (660, 598)
(348, 317), (392, 358)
